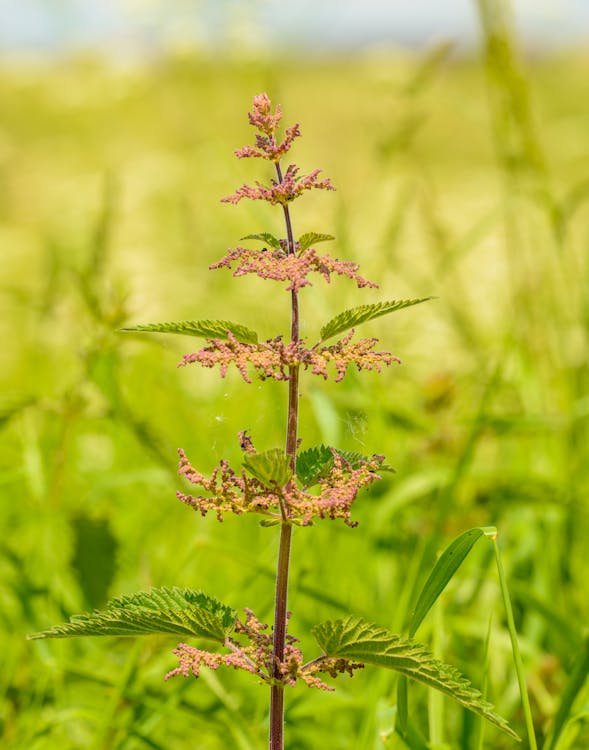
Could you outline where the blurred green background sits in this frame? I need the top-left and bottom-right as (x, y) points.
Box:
(2, 1), (589, 748)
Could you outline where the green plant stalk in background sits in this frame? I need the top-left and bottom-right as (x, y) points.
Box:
(493, 536), (538, 750)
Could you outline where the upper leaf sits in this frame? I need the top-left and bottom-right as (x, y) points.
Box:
(240, 232), (282, 250)
(242, 448), (293, 488)
(298, 232), (335, 251)
(120, 320), (259, 345)
(319, 298), (434, 344)
(296, 445), (394, 488)
(28, 587), (236, 643)
(312, 616), (519, 740)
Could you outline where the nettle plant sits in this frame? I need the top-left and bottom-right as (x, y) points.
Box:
(30, 95), (520, 748)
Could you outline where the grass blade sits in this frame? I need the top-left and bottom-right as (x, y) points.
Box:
(399, 527), (495, 741)
(543, 635), (589, 750)
(409, 527), (489, 637)
(493, 536), (538, 750)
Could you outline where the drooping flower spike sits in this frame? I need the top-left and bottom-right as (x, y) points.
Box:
(177, 440), (386, 527)
(166, 608), (364, 691)
(210, 245), (377, 292)
(178, 331), (399, 385)
(222, 165), (335, 206)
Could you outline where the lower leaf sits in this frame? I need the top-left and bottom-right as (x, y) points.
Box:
(28, 587), (236, 643)
(312, 615), (519, 740)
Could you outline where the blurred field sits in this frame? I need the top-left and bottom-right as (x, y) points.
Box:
(2, 23), (589, 750)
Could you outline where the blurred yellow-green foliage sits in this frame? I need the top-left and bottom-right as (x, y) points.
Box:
(2, 13), (589, 750)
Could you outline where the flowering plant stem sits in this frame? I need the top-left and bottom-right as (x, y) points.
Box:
(270, 167), (298, 749)
(29, 93), (521, 750)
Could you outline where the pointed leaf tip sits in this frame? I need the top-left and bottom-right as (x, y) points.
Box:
(410, 527), (486, 637)
(240, 232), (282, 250)
(312, 616), (519, 740)
(298, 232), (335, 251)
(320, 297), (435, 344)
(27, 587), (236, 643)
(120, 320), (258, 345)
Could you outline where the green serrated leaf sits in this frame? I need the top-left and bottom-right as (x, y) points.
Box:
(295, 445), (334, 486)
(296, 445), (393, 488)
(337, 450), (394, 473)
(298, 232), (335, 251)
(242, 448), (292, 488)
(240, 232), (282, 249)
(312, 616), (519, 740)
(409, 528), (486, 637)
(119, 320), (258, 345)
(28, 587), (236, 643)
(319, 298), (434, 344)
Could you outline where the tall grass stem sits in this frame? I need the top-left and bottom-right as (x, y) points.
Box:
(493, 538), (538, 750)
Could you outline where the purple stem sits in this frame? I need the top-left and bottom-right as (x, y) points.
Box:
(269, 162), (299, 750)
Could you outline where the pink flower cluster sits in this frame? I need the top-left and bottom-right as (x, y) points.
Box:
(210, 246), (377, 292)
(177, 447), (280, 521)
(222, 164), (335, 207)
(314, 330), (400, 382)
(245, 93), (285, 139)
(165, 609), (274, 683)
(179, 331), (399, 384)
(233, 92), (299, 162)
(165, 608), (364, 691)
(234, 123), (300, 161)
(296, 451), (383, 527)
(222, 93), (335, 206)
(177, 444), (385, 526)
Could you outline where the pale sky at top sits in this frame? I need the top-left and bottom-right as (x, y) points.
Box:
(0, 0), (587, 56)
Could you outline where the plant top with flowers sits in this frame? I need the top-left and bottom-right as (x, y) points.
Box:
(29, 94), (518, 749)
